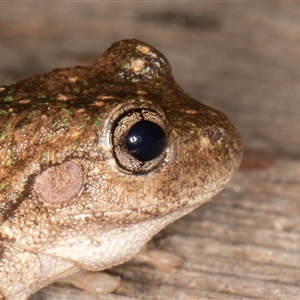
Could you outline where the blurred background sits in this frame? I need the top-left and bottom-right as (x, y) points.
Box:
(0, 2), (299, 161)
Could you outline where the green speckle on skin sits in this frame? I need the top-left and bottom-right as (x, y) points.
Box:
(53, 108), (73, 128)
(0, 123), (12, 140)
(155, 73), (160, 79)
(4, 95), (14, 102)
(6, 148), (13, 166)
(15, 189), (22, 199)
(47, 132), (53, 139)
(7, 88), (14, 94)
(84, 204), (92, 210)
(5, 123), (12, 130)
(37, 95), (47, 99)
(65, 109), (73, 117)
(6, 158), (13, 166)
(40, 151), (48, 164)
(79, 116), (92, 129)
(131, 78), (138, 83)
(0, 182), (9, 191)
(93, 116), (102, 126)
(73, 87), (80, 94)
(121, 64), (129, 70)
(82, 80), (89, 86)
(0, 110), (8, 115)
(54, 117), (69, 128)
(27, 110), (37, 119)
(155, 82), (161, 86)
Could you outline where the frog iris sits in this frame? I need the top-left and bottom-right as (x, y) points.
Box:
(111, 108), (168, 173)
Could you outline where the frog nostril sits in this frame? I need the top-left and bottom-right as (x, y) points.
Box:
(208, 128), (224, 143)
(126, 120), (167, 162)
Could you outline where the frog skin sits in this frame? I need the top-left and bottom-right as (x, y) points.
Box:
(0, 39), (242, 300)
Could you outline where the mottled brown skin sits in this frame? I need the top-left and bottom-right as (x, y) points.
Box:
(0, 39), (242, 299)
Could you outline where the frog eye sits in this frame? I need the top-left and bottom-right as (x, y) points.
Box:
(112, 109), (168, 174)
(126, 120), (166, 161)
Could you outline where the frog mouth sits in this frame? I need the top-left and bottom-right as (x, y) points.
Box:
(71, 181), (226, 223)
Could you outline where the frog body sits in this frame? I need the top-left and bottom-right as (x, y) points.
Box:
(0, 39), (242, 299)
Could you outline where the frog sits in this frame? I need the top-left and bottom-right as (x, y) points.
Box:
(0, 39), (242, 300)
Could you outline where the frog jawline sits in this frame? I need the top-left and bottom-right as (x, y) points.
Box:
(71, 185), (223, 222)
(75, 169), (235, 220)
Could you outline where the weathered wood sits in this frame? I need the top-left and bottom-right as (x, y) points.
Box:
(0, 3), (299, 299)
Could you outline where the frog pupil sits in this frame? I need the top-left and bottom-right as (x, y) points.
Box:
(126, 120), (166, 162)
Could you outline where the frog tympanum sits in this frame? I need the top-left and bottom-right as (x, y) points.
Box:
(0, 39), (242, 299)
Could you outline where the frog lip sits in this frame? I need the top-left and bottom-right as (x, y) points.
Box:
(69, 166), (235, 220)
(71, 181), (226, 221)
(71, 168), (236, 220)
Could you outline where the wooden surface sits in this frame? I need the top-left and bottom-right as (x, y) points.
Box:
(0, 3), (299, 299)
